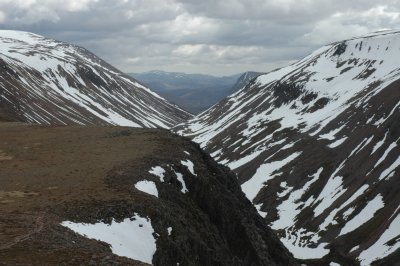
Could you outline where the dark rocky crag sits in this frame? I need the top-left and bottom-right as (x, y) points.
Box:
(0, 123), (297, 265)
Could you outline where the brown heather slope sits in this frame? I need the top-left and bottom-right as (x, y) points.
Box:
(0, 123), (297, 266)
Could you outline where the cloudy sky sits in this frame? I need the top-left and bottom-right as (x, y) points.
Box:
(0, 0), (399, 76)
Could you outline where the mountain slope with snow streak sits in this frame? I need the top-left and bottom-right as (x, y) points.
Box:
(175, 30), (400, 265)
(0, 30), (191, 127)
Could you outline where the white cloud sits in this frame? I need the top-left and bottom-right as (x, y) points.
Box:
(0, 0), (95, 24)
(298, 5), (400, 45)
(0, 0), (36, 9)
(173, 44), (204, 56)
(126, 57), (141, 63)
(63, 0), (94, 12)
(0, 11), (5, 23)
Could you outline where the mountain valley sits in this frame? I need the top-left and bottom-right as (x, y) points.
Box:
(1, 28), (400, 266)
(130, 71), (261, 114)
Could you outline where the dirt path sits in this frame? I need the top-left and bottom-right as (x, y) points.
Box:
(0, 212), (45, 250)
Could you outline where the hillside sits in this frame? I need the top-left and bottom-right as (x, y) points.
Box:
(175, 30), (400, 265)
(130, 71), (261, 114)
(0, 31), (190, 128)
(0, 122), (297, 265)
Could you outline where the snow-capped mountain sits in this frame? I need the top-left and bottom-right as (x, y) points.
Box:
(175, 30), (400, 265)
(0, 30), (191, 127)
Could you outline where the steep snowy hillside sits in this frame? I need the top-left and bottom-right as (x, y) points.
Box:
(0, 31), (191, 128)
(175, 30), (400, 265)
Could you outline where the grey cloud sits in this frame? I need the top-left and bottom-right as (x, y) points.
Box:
(0, 0), (399, 75)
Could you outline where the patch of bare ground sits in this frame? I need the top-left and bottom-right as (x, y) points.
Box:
(0, 150), (13, 160)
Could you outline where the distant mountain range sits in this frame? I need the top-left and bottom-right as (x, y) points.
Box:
(176, 30), (400, 265)
(0, 30), (190, 128)
(129, 71), (262, 114)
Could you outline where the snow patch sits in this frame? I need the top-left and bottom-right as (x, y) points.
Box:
(149, 166), (166, 182)
(328, 136), (348, 148)
(313, 174), (346, 217)
(374, 141), (397, 168)
(319, 184), (369, 232)
(167, 227), (172, 236)
(134, 180), (158, 198)
(339, 194), (385, 236)
(319, 124), (346, 140)
(279, 228), (330, 259)
(181, 160), (197, 176)
(241, 152), (301, 201)
(255, 203), (267, 218)
(174, 171), (188, 193)
(61, 214), (156, 264)
(358, 212), (400, 265)
(371, 131), (388, 154)
(272, 168), (323, 229)
(349, 245), (359, 253)
(378, 155), (400, 181)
